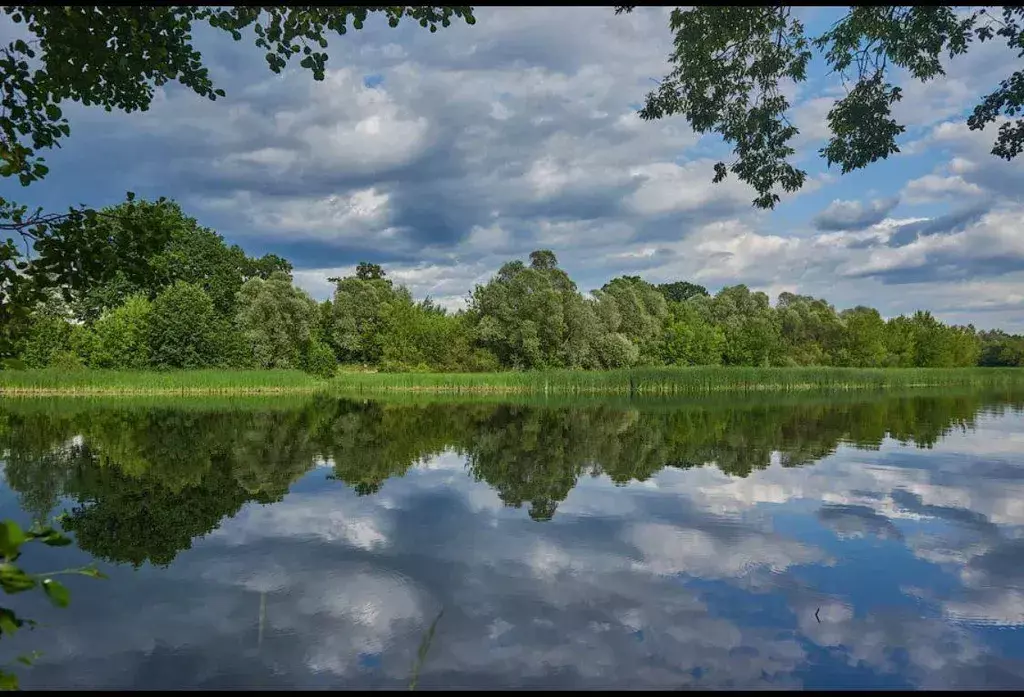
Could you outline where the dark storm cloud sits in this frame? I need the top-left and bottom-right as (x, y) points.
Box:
(813, 196), (900, 232)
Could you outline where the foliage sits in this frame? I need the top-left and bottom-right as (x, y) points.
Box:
(147, 282), (234, 369)
(594, 276), (669, 363)
(0, 519), (106, 690)
(5, 220), (1024, 376)
(979, 330), (1024, 367)
(656, 280), (709, 303)
(705, 285), (783, 367)
(836, 306), (888, 368)
(235, 272), (318, 369)
(330, 271), (412, 365)
(302, 339), (337, 379)
(617, 6), (1024, 208)
(89, 294), (153, 369)
(469, 251), (605, 370)
(661, 300), (726, 366)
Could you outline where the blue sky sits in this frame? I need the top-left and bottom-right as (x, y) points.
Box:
(6, 7), (1024, 330)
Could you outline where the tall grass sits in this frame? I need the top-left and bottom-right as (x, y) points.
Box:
(1, 366), (1022, 397)
(328, 366), (1024, 396)
(0, 368), (323, 396)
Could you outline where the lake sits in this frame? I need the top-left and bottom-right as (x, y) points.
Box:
(1, 389), (1024, 689)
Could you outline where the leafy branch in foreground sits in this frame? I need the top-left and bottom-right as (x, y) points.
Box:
(617, 6), (1024, 209)
(0, 519), (106, 690)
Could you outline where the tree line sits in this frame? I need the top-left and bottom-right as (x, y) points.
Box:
(2, 198), (1022, 375)
(2, 390), (1018, 566)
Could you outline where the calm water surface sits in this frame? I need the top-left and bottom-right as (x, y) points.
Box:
(1, 390), (1024, 689)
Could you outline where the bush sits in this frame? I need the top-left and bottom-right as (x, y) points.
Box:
(148, 282), (228, 369)
(302, 339), (337, 379)
(90, 294), (153, 369)
(50, 350), (86, 371)
(20, 314), (75, 368)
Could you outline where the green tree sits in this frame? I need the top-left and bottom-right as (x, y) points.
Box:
(908, 310), (956, 368)
(355, 262), (387, 281)
(469, 251), (597, 370)
(661, 299), (725, 366)
(777, 292), (845, 366)
(234, 271), (319, 369)
(883, 315), (918, 367)
(330, 270), (411, 364)
(656, 280), (709, 303)
(147, 281), (233, 369)
(593, 276), (669, 364)
(617, 6), (1024, 208)
(89, 294), (153, 369)
(837, 306), (887, 367)
(978, 330), (1024, 367)
(706, 285), (783, 366)
(0, 6), (476, 357)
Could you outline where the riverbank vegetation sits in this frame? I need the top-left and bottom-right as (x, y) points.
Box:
(2, 389), (1021, 558)
(3, 366), (1024, 398)
(3, 199), (1024, 382)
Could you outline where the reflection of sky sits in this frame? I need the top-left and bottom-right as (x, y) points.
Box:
(1, 412), (1023, 688)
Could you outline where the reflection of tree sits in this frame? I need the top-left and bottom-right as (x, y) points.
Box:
(0, 390), (1021, 566)
(316, 400), (483, 495)
(62, 450), (262, 567)
(466, 406), (595, 521)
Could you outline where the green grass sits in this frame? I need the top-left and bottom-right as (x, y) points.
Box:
(0, 368), (323, 396)
(328, 366), (1024, 396)
(1, 366), (1022, 398)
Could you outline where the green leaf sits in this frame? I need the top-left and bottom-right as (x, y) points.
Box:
(0, 608), (20, 635)
(42, 579), (70, 608)
(28, 526), (72, 547)
(0, 521), (26, 559)
(77, 566), (107, 580)
(0, 671), (17, 691)
(0, 564), (36, 594)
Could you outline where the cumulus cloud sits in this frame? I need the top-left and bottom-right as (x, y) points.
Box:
(13, 6), (1024, 331)
(10, 399), (1024, 689)
(813, 197), (901, 232)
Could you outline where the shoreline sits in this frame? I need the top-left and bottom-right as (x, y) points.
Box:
(1, 367), (1023, 398)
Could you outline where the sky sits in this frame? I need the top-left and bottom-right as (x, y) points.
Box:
(8, 6), (1024, 331)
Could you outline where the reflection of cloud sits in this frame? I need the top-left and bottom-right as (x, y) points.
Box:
(209, 490), (390, 551)
(6, 404), (1024, 688)
(817, 504), (904, 541)
(625, 522), (822, 579)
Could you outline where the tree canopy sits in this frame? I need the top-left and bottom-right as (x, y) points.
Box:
(616, 6), (1024, 208)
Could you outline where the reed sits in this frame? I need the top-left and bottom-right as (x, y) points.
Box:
(1, 366), (1022, 397)
(327, 366), (1024, 396)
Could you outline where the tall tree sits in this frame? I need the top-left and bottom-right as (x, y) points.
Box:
(469, 251), (599, 370)
(234, 271), (319, 369)
(656, 281), (709, 303)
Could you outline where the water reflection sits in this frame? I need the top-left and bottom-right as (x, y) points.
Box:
(0, 390), (1023, 688)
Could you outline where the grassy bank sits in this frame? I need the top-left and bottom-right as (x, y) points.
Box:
(328, 366), (1024, 396)
(1, 366), (1023, 397)
(0, 368), (323, 396)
